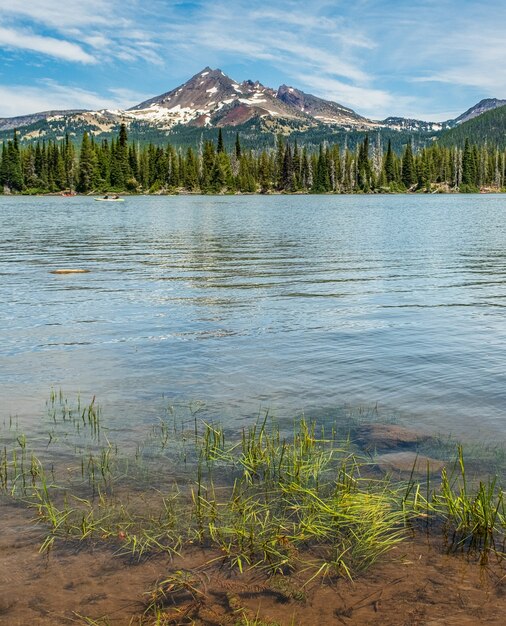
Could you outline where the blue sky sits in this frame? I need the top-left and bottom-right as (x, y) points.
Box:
(0, 0), (504, 121)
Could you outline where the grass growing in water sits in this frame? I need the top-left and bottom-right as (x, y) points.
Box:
(1, 393), (505, 624)
(192, 416), (407, 579)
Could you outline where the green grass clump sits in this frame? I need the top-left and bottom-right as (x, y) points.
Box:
(193, 416), (407, 579)
(432, 446), (505, 551)
(1, 391), (505, 620)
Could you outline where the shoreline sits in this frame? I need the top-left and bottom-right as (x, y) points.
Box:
(1, 395), (504, 625)
(1, 512), (504, 625)
(2, 188), (506, 198)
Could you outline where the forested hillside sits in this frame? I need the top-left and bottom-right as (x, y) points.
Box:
(439, 105), (506, 149)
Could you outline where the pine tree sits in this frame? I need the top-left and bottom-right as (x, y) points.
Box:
(185, 147), (199, 190)
(357, 135), (372, 191)
(64, 134), (76, 190)
(383, 139), (396, 184)
(234, 132), (241, 159)
(462, 138), (478, 189)
(217, 128), (225, 154)
(291, 141), (301, 191)
(258, 151), (271, 193)
(275, 135), (285, 190)
(77, 132), (98, 192)
(3, 130), (24, 191)
(210, 151), (232, 192)
(201, 141), (216, 192)
(401, 141), (417, 189)
(281, 143), (293, 191)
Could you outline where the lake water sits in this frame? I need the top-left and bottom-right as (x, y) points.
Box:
(1, 194), (506, 442)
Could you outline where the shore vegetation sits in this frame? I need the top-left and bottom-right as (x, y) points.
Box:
(1, 126), (505, 196)
(1, 392), (504, 623)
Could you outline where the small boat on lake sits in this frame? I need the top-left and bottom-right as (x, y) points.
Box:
(95, 195), (125, 202)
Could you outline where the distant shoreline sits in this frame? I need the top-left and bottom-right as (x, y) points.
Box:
(3, 188), (506, 198)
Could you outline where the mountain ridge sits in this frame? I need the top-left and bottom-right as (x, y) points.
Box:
(453, 98), (506, 124)
(0, 68), (504, 145)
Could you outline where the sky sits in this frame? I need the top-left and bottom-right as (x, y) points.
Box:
(0, 0), (505, 121)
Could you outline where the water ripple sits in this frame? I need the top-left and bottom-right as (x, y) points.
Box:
(1, 194), (506, 441)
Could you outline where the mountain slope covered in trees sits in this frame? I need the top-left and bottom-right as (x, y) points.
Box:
(0, 67), (466, 148)
(439, 105), (506, 149)
(1, 68), (505, 151)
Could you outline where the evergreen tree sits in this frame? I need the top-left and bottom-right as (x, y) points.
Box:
(275, 135), (285, 190)
(184, 147), (199, 190)
(77, 132), (98, 192)
(383, 139), (396, 184)
(217, 128), (225, 154)
(258, 151), (271, 193)
(357, 135), (372, 191)
(281, 143), (293, 191)
(234, 132), (241, 159)
(401, 141), (417, 189)
(462, 138), (478, 189)
(2, 130), (24, 191)
(3, 124), (504, 197)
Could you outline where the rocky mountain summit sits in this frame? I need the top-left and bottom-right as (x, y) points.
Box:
(453, 98), (506, 124)
(127, 68), (311, 128)
(0, 67), (504, 144)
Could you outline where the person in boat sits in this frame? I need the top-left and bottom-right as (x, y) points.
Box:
(113, 194), (120, 199)
(103, 194), (109, 199)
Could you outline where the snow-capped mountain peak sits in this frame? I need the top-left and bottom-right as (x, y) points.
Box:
(1, 67), (505, 143)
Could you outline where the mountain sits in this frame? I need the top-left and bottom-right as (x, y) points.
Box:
(439, 104), (506, 148)
(127, 68), (382, 130)
(127, 67), (313, 128)
(0, 68), (504, 148)
(0, 109), (88, 132)
(453, 98), (506, 125)
(379, 116), (448, 133)
(0, 67), (386, 145)
(275, 84), (372, 127)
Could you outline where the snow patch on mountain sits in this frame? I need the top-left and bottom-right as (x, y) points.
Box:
(2, 66), (503, 141)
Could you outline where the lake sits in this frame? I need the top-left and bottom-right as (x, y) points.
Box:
(1, 194), (506, 443)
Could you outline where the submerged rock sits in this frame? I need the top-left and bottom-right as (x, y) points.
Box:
(355, 423), (430, 452)
(50, 269), (90, 274)
(0, 595), (16, 615)
(374, 451), (445, 475)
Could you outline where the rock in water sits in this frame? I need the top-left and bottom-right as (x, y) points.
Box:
(375, 451), (445, 476)
(356, 423), (430, 451)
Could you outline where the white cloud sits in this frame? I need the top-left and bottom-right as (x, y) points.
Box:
(0, 0), (162, 65)
(291, 73), (416, 119)
(362, 1), (506, 97)
(82, 35), (111, 50)
(411, 31), (506, 95)
(0, 0), (113, 28)
(0, 81), (148, 117)
(0, 26), (95, 63)
(1, 0), (505, 120)
(161, 1), (374, 85)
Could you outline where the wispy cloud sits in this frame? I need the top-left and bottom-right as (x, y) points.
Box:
(0, 80), (148, 117)
(291, 73), (416, 119)
(412, 31), (506, 94)
(0, 26), (95, 63)
(0, 0), (161, 65)
(0, 0), (114, 28)
(360, 1), (506, 97)
(158, 0), (386, 112)
(0, 0), (505, 120)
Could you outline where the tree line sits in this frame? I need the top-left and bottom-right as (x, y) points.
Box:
(1, 125), (505, 194)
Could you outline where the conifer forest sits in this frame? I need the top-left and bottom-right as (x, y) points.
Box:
(1, 124), (505, 195)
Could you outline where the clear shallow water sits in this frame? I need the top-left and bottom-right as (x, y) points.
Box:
(1, 194), (506, 441)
